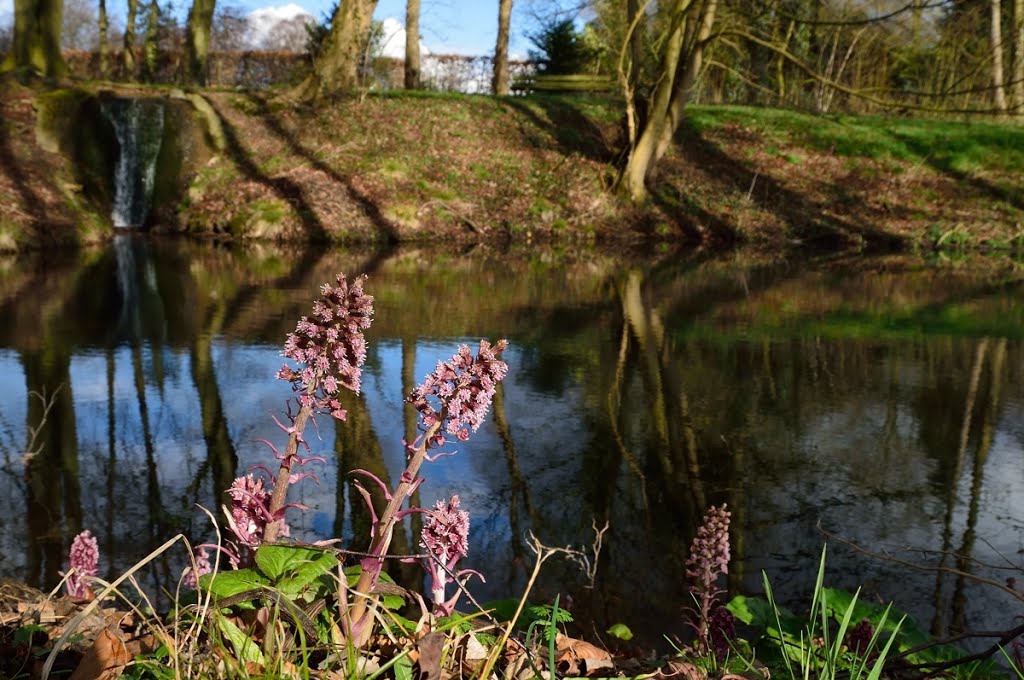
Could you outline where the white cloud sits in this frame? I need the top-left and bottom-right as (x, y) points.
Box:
(376, 16), (429, 59)
(0, 0), (12, 22)
(246, 3), (314, 49)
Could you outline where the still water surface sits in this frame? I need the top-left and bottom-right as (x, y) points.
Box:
(1, 235), (1022, 649)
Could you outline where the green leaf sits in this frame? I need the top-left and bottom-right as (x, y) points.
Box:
(274, 550), (338, 600)
(200, 568), (269, 600)
(216, 612), (266, 665)
(382, 593), (405, 610)
(256, 544), (335, 582)
(393, 653), (415, 680)
(14, 624), (47, 646)
(606, 623), (633, 641)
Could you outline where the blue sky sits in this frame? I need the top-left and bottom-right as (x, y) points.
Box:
(0, 0), (541, 57)
(371, 0), (529, 56)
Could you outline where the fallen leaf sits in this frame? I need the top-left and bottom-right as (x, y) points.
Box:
(656, 660), (707, 680)
(416, 631), (446, 680)
(555, 633), (612, 677)
(68, 627), (130, 680)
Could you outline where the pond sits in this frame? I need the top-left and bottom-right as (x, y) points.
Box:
(1, 234), (1022, 650)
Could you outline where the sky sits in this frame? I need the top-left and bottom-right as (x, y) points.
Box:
(0, 0), (542, 58)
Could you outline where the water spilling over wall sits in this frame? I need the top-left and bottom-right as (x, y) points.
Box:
(101, 98), (166, 228)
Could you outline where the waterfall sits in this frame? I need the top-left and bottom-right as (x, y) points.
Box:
(101, 98), (165, 228)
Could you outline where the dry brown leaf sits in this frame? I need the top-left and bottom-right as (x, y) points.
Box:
(656, 660), (707, 680)
(68, 627), (131, 680)
(416, 631), (446, 680)
(555, 633), (613, 676)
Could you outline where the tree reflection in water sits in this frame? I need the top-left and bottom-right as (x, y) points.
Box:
(0, 237), (1022, 650)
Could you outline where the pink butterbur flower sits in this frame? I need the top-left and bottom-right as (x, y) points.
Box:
(278, 273), (374, 421)
(686, 504), (732, 657)
(224, 474), (287, 550)
(183, 546), (213, 589)
(64, 529), (99, 599)
(420, 495), (480, 614)
(408, 339), (509, 443)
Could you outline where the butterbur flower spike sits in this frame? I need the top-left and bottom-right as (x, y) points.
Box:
(64, 529), (99, 599)
(278, 273), (374, 421)
(409, 339), (509, 444)
(685, 504), (732, 657)
(420, 495), (471, 610)
(686, 504), (731, 597)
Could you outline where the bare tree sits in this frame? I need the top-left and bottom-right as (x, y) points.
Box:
(296, 0), (380, 99)
(98, 0), (109, 74)
(183, 0), (216, 84)
(1013, 0), (1023, 111)
(617, 0), (718, 202)
(124, 0), (137, 76)
(404, 0), (420, 88)
(493, 0), (513, 94)
(62, 0), (98, 49)
(2, 0), (66, 78)
(991, 0), (1008, 111)
(210, 3), (247, 51)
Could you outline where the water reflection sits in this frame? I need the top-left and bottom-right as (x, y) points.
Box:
(0, 235), (1022, 650)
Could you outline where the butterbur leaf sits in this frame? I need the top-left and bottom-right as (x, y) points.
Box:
(727, 594), (772, 626)
(255, 545), (331, 582)
(215, 612), (266, 665)
(606, 623), (633, 641)
(200, 568), (269, 600)
(270, 550), (338, 600)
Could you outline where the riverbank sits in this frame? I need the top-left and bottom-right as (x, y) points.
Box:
(2, 77), (1023, 253)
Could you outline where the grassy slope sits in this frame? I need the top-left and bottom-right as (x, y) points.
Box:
(3, 79), (1023, 252)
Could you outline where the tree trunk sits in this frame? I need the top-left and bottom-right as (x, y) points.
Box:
(651, 0), (718, 171)
(492, 0), (512, 95)
(298, 0), (379, 100)
(1013, 0), (1024, 112)
(617, 0), (689, 202)
(183, 0), (216, 85)
(617, 0), (719, 203)
(2, 0), (65, 79)
(991, 0), (1008, 112)
(123, 0), (137, 77)
(140, 0), (159, 81)
(404, 0), (420, 89)
(626, 0), (644, 87)
(98, 0), (109, 76)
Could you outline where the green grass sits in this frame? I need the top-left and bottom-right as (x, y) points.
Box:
(685, 105), (1024, 173)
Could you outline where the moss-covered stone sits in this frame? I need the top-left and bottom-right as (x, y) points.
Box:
(34, 87), (218, 234)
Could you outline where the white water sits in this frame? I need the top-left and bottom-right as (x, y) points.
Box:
(102, 98), (165, 228)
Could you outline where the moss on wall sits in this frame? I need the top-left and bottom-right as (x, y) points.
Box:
(34, 88), (215, 234)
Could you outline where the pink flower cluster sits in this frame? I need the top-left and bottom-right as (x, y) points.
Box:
(277, 273), (374, 421)
(421, 494), (470, 569)
(686, 504), (731, 592)
(224, 474), (287, 551)
(408, 339), (509, 443)
(64, 529), (99, 598)
(183, 546), (212, 589)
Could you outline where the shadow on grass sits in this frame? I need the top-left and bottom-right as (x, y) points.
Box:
(884, 129), (1024, 211)
(203, 96), (329, 241)
(0, 113), (51, 229)
(247, 95), (400, 244)
(666, 120), (910, 250)
(499, 94), (618, 163)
